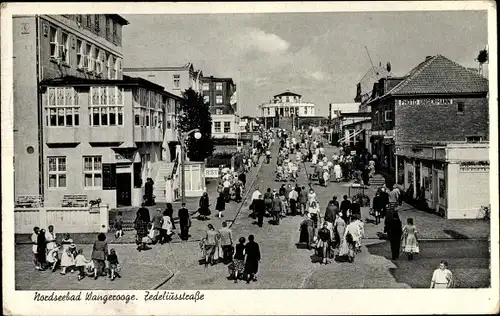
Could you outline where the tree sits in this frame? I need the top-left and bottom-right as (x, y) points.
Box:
(178, 88), (214, 161)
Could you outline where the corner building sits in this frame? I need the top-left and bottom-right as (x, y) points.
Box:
(369, 55), (490, 219)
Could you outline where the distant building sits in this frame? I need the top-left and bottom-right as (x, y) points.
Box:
(13, 14), (129, 199)
(328, 103), (360, 119)
(259, 91), (316, 117)
(124, 63), (204, 97)
(202, 76), (239, 139)
(368, 55), (489, 219)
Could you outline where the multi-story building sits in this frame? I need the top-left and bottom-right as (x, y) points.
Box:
(328, 103), (360, 120)
(260, 91), (316, 117)
(13, 14), (129, 199)
(36, 75), (183, 208)
(201, 76), (239, 139)
(368, 55), (489, 219)
(123, 63), (204, 97)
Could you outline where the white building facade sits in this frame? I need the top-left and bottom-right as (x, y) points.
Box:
(260, 91), (316, 117)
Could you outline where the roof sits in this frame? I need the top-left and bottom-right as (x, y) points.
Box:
(339, 112), (371, 118)
(274, 91), (302, 98)
(124, 63), (195, 72)
(202, 76), (235, 85)
(39, 75), (183, 99)
(106, 14), (129, 26)
(342, 118), (371, 128)
(387, 55), (489, 96)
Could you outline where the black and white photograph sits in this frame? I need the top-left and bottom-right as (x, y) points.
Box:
(1, 2), (498, 315)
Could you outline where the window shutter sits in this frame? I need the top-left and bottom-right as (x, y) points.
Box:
(102, 163), (116, 190)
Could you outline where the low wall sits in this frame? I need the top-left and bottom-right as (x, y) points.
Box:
(14, 205), (109, 234)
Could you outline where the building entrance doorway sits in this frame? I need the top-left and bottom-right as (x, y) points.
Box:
(116, 173), (132, 206)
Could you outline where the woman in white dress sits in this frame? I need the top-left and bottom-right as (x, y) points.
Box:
(430, 260), (454, 288)
(60, 234), (76, 274)
(45, 225), (57, 251)
(339, 218), (360, 262)
(333, 163), (342, 182)
(307, 189), (317, 204)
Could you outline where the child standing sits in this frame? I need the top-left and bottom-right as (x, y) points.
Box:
(114, 211), (124, 238)
(107, 249), (121, 281)
(75, 249), (89, 281)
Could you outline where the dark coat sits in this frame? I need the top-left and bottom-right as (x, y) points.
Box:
(386, 217), (403, 241)
(216, 196), (226, 211)
(340, 200), (351, 213)
(91, 240), (108, 261)
(178, 207), (190, 227)
(138, 207), (151, 223)
(253, 199), (266, 215)
(324, 204), (336, 223)
(245, 241), (261, 274)
(373, 195), (385, 210)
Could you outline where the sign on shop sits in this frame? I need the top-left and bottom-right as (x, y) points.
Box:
(398, 98), (453, 106)
(115, 152), (134, 163)
(205, 167), (220, 179)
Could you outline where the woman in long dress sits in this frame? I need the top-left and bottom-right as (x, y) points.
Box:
(338, 218), (359, 262)
(299, 213), (315, 249)
(60, 234), (75, 274)
(401, 218), (419, 260)
(333, 213), (346, 249)
(333, 163), (342, 182)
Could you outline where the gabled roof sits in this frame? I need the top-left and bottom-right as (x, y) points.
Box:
(274, 91), (301, 98)
(387, 55), (489, 96)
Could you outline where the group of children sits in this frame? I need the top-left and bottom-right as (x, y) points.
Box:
(31, 226), (122, 281)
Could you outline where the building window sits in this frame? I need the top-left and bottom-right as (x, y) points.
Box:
(215, 109), (223, 115)
(114, 58), (120, 79)
(214, 121), (221, 133)
(89, 86), (124, 126)
(112, 21), (119, 44)
(76, 39), (83, 69)
(223, 122), (231, 133)
(384, 110), (393, 122)
(202, 83), (209, 91)
(83, 156), (102, 188)
(46, 87), (80, 127)
(88, 45), (96, 72)
(216, 95), (223, 104)
(106, 53), (111, 78)
(76, 15), (83, 24)
(48, 157), (66, 188)
(133, 88), (163, 128)
(95, 49), (104, 76)
(216, 82), (223, 91)
(105, 16), (110, 39)
(49, 26), (59, 59)
(457, 102), (465, 114)
(94, 15), (100, 33)
(173, 75), (180, 89)
(466, 136), (482, 143)
(85, 15), (92, 29)
(203, 95), (209, 104)
(267, 108), (270, 115)
(61, 32), (70, 64)
(304, 107), (308, 115)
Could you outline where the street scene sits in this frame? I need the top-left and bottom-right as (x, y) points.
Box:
(9, 9), (492, 293)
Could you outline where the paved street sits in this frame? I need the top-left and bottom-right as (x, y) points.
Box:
(14, 133), (491, 290)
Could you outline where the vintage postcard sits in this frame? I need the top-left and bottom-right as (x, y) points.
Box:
(1, 1), (498, 315)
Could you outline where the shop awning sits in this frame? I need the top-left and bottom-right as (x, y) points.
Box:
(339, 129), (365, 144)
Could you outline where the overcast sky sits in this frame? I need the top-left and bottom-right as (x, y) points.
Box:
(122, 11), (488, 116)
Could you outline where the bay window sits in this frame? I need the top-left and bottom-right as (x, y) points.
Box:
(46, 87), (80, 127)
(89, 86), (124, 126)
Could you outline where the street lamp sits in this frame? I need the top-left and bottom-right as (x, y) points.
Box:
(179, 128), (202, 204)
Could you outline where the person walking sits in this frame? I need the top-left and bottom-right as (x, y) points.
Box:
(387, 184), (400, 214)
(324, 201), (336, 241)
(250, 187), (262, 217)
(198, 192), (211, 220)
(254, 194), (266, 227)
(91, 233), (108, 280)
(216, 192), (226, 219)
(386, 212), (403, 260)
(317, 222), (332, 264)
(165, 203), (176, 230)
(36, 229), (47, 270)
(264, 188), (274, 217)
(298, 186), (308, 216)
(230, 237), (246, 283)
(203, 224), (220, 267)
(160, 209), (173, 244)
(244, 235), (261, 284)
(333, 162), (342, 182)
(288, 186), (299, 216)
(340, 195), (352, 224)
(430, 260), (454, 288)
(178, 203), (191, 241)
(340, 218), (359, 263)
(333, 213), (346, 250)
(31, 227), (41, 270)
(372, 192), (385, 225)
(401, 218), (419, 260)
(219, 222), (234, 264)
(152, 208), (164, 243)
(308, 201), (321, 230)
(134, 204), (151, 251)
(299, 213), (315, 249)
(272, 193), (282, 225)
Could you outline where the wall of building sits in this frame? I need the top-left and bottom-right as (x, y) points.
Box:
(394, 96), (489, 143)
(124, 69), (194, 97)
(370, 98), (395, 131)
(260, 103), (316, 117)
(13, 16), (40, 196)
(39, 16), (123, 81)
(212, 114), (239, 139)
(202, 78), (236, 114)
(447, 163), (489, 219)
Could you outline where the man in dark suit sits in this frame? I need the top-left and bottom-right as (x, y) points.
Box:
(178, 203), (191, 241)
(253, 194), (266, 227)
